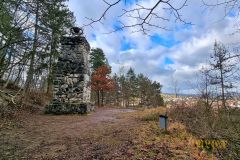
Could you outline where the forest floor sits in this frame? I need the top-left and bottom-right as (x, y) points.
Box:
(0, 107), (214, 160)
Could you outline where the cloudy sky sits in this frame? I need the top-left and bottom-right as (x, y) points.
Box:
(67, 0), (239, 94)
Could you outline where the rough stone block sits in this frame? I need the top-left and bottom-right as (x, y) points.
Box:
(46, 27), (93, 115)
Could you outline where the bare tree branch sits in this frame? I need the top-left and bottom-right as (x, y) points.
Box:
(82, 0), (121, 28)
(202, 0), (240, 19)
(82, 0), (190, 34)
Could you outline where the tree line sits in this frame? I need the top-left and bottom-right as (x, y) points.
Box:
(0, 0), (75, 93)
(0, 1), (164, 108)
(90, 48), (164, 107)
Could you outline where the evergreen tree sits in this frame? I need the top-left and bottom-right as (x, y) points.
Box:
(0, 1), (26, 79)
(90, 48), (107, 71)
(0, 0), (75, 93)
(126, 68), (137, 106)
(209, 41), (236, 108)
(112, 68), (164, 108)
(41, 0), (75, 93)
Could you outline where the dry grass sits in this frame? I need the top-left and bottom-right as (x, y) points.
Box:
(140, 107), (166, 121)
(20, 91), (52, 110)
(130, 107), (216, 159)
(1, 107), (217, 159)
(168, 102), (240, 159)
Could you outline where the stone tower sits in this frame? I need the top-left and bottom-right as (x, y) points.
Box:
(45, 27), (94, 114)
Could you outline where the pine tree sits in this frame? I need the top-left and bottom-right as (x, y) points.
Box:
(126, 68), (137, 106)
(90, 48), (107, 71)
(0, 0), (76, 93)
(0, 1), (26, 79)
(41, 0), (75, 93)
(209, 41), (236, 108)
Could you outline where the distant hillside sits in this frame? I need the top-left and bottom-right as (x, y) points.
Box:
(162, 93), (200, 97)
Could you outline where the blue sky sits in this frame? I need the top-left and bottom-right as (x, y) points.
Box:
(124, 0), (139, 6)
(68, 0), (239, 93)
(120, 37), (136, 51)
(164, 57), (174, 65)
(150, 34), (180, 48)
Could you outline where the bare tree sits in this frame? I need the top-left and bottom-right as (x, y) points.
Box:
(171, 75), (180, 98)
(197, 66), (220, 109)
(199, 66), (211, 106)
(209, 41), (237, 108)
(202, 0), (240, 16)
(83, 0), (190, 34)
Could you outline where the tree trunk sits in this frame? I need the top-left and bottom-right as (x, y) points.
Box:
(205, 72), (209, 108)
(47, 30), (55, 94)
(101, 89), (104, 106)
(97, 90), (100, 107)
(3, 66), (13, 88)
(24, 1), (39, 92)
(0, 51), (7, 78)
(14, 65), (23, 85)
(47, 55), (53, 94)
(220, 63), (225, 108)
(133, 96), (135, 107)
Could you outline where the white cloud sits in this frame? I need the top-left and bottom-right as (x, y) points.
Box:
(67, 0), (240, 94)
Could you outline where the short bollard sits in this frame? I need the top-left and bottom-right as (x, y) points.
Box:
(159, 115), (168, 131)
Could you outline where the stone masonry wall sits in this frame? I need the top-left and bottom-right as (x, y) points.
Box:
(45, 29), (94, 114)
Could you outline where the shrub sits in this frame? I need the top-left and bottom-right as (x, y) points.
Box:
(141, 107), (165, 121)
(168, 101), (240, 159)
(21, 91), (51, 106)
(0, 79), (21, 90)
(0, 89), (21, 119)
(142, 112), (160, 121)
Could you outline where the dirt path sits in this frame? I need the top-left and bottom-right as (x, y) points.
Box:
(1, 108), (203, 160)
(1, 108), (142, 160)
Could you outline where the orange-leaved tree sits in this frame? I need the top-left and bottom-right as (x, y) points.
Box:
(91, 65), (115, 106)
